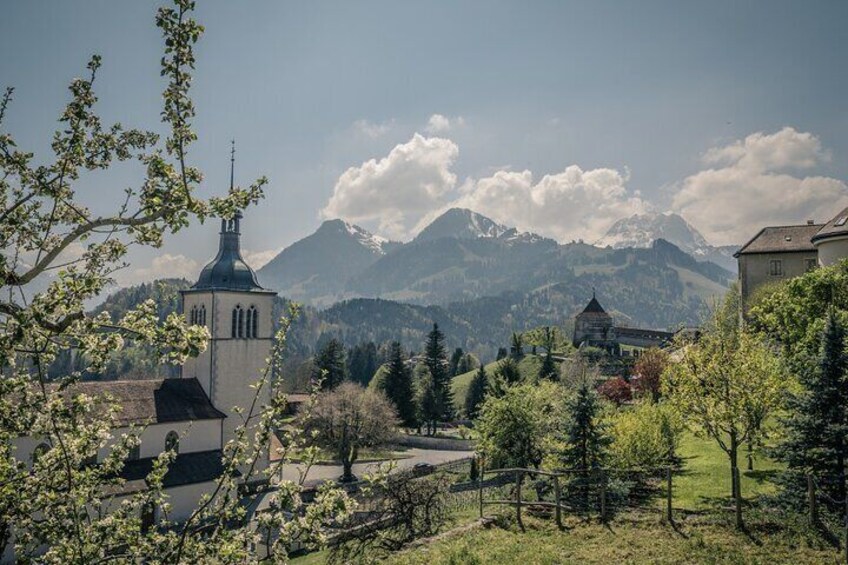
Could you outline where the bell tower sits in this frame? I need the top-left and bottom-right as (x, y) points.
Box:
(181, 142), (276, 476)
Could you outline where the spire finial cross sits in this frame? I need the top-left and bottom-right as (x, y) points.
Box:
(229, 139), (236, 192)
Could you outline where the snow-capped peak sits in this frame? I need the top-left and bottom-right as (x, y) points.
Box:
(414, 208), (547, 244)
(595, 212), (712, 256)
(318, 219), (392, 255)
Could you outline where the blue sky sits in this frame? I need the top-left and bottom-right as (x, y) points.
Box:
(2, 1), (847, 284)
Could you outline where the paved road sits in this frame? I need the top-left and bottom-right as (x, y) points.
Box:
(278, 448), (474, 486)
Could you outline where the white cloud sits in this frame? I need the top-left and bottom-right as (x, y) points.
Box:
(673, 127), (848, 245)
(243, 247), (282, 270)
(123, 253), (200, 285)
(424, 114), (465, 134)
(442, 165), (650, 242)
(321, 133), (459, 240)
(352, 119), (394, 139)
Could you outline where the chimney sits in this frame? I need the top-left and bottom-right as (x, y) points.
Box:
(807, 219), (815, 225)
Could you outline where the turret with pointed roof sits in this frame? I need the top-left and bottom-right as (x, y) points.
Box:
(572, 291), (615, 349)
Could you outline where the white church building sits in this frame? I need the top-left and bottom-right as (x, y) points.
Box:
(7, 207), (275, 562)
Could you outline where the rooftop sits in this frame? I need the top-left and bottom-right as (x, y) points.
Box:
(581, 295), (608, 315)
(116, 449), (234, 493)
(65, 378), (225, 426)
(734, 223), (824, 257)
(812, 205), (848, 244)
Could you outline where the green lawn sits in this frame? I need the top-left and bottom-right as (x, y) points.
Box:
(384, 512), (837, 565)
(672, 431), (782, 510)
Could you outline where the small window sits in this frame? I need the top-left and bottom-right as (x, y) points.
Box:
(199, 304), (206, 326)
(836, 216), (847, 227)
(141, 502), (156, 533)
(806, 258), (818, 272)
(128, 442), (140, 461)
(32, 443), (50, 466)
(769, 259), (783, 276)
(165, 431), (179, 454)
(189, 305), (197, 325)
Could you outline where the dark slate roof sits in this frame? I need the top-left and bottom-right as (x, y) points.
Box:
(581, 296), (607, 314)
(615, 326), (675, 341)
(734, 224), (823, 257)
(192, 215), (268, 292)
(812, 205), (848, 244)
(118, 450), (234, 491)
(67, 378), (225, 426)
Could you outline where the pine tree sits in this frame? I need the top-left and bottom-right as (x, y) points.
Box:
(424, 323), (454, 426)
(417, 370), (440, 436)
(449, 347), (464, 376)
(312, 338), (347, 390)
(775, 309), (848, 508)
(538, 326), (559, 381)
(383, 342), (418, 428)
(465, 364), (488, 420)
(561, 383), (611, 509)
(510, 332), (524, 360)
(562, 383), (610, 471)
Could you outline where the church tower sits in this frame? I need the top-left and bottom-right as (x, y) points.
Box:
(181, 144), (276, 476)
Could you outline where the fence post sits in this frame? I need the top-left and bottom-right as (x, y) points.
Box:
(666, 466), (673, 524)
(478, 460), (484, 519)
(807, 474), (818, 526)
(554, 474), (562, 530)
(599, 469), (607, 523)
(515, 469), (524, 531)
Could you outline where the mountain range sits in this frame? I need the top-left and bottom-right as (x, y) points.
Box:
(595, 212), (738, 272)
(257, 208), (735, 316)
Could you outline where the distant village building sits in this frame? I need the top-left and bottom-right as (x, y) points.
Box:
(7, 180), (275, 562)
(735, 205), (848, 304)
(572, 292), (674, 354)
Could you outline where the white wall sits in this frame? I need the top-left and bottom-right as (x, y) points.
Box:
(816, 236), (848, 267)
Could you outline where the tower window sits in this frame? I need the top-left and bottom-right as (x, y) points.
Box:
(165, 431), (179, 454)
(190, 305), (197, 325)
(199, 304), (206, 326)
(232, 305), (245, 338)
(246, 305), (258, 338)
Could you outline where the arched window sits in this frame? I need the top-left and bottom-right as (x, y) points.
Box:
(165, 431), (179, 454)
(32, 443), (49, 466)
(249, 305), (258, 338)
(245, 306), (252, 339)
(232, 305), (245, 338)
(128, 442), (140, 461)
(199, 304), (206, 326)
(189, 305), (198, 325)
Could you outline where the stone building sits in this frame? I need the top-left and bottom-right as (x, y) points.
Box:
(735, 205), (848, 304)
(734, 221), (822, 304)
(572, 293), (673, 353)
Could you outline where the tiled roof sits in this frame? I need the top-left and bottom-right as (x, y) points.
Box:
(66, 378), (225, 426)
(118, 449), (234, 491)
(581, 296), (607, 314)
(812, 206), (848, 244)
(734, 224), (823, 256)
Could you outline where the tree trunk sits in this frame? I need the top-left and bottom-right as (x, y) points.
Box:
(342, 459), (354, 483)
(747, 438), (754, 472)
(730, 433), (743, 529)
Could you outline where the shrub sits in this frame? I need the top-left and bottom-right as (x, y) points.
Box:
(597, 377), (632, 406)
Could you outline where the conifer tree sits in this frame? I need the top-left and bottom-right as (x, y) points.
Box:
(417, 370), (440, 436)
(424, 323), (454, 424)
(561, 383), (610, 471)
(510, 332), (524, 360)
(313, 338), (347, 390)
(775, 309), (848, 508)
(449, 347), (464, 376)
(383, 342), (418, 428)
(465, 364), (488, 420)
(538, 326), (560, 381)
